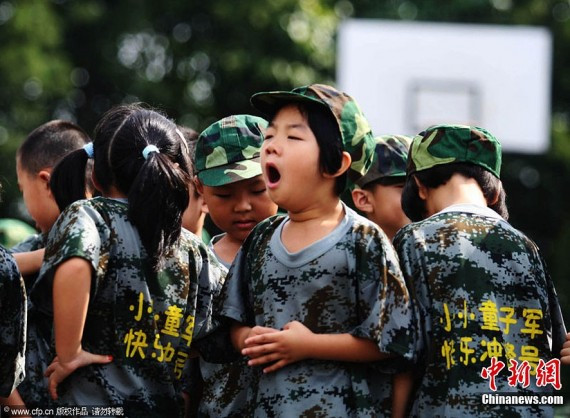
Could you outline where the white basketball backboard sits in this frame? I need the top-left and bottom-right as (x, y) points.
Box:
(337, 19), (552, 153)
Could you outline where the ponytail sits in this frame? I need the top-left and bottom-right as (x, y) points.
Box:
(99, 104), (192, 271)
(127, 152), (190, 269)
(50, 147), (92, 212)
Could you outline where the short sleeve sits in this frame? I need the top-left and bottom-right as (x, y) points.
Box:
(30, 201), (109, 315)
(216, 243), (255, 326)
(0, 247), (27, 397)
(187, 240), (227, 341)
(349, 224), (417, 362)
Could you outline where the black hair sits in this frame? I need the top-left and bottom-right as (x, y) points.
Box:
(50, 148), (94, 212)
(103, 104), (191, 270)
(17, 120), (90, 174)
(177, 125), (199, 175)
(268, 102), (347, 195)
(177, 125), (201, 198)
(401, 162), (508, 222)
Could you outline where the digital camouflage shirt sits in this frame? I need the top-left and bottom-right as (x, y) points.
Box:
(30, 197), (226, 417)
(217, 205), (415, 417)
(184, 233), (253, 417)
(394, 204), (567, 417)
(0, 245), (26, 397)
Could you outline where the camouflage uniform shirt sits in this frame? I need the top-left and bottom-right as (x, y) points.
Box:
(184, 233), (253, 417)
(394, 203), (567, 417)
(0, 245), (26, 397)
(218, 205), (415, 417)
(31, 197), (226, 417)
(12, 233), (54, 409)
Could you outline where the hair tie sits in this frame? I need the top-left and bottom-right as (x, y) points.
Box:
(83, 143), (94, 159)
(142, 144), (160, 160)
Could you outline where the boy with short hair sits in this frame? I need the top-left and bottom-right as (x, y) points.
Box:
(186, 114), (278, 416)
(13, 119), (90, 409)
(394, 124), (566, 417)
(351, 134), (411, 240)
(13, 120), (91, 284)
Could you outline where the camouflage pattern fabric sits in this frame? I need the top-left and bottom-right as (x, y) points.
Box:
(408, 124), (502, 178)
(10, 233), (46, 291)
(0, 246), (26, 398)
(250, 84), (376, 187)
(10, 233), (46, 254)
(195, 115), (268, 187)
(216, 205), (415, 417)
(12, 233), (55, 410)
(356, 135), (412, 188)
(183, 233), (253, 417)
(29, 197), (226, 417)
(393, 204), (567, 417)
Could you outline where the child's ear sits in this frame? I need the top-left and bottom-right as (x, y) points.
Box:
(194, 176), (204, 196)
(351, 188), (374, 214)
(414, 176), (429, 201)
(324, 152), (352, 179)
(38, 170), (51, 190)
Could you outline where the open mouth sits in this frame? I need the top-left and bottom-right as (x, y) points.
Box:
(266, 163), (281, 185)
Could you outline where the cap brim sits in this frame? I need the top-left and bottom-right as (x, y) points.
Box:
(197, 158), (263, 187)
(250, 91), (326, 117)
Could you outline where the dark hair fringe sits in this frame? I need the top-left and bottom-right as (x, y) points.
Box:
(401, 162), (509, 222)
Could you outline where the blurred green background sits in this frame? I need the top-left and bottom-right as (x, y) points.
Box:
(0, 0), (569, 409)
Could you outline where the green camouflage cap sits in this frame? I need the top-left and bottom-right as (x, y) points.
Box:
(195, 114), (268, 186)
(355, 135), (412, 188)
(408, 124), (502, 178)
(250, 84), (376, 187)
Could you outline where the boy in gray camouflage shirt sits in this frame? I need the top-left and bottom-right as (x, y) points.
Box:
(394, 124), (567, 417)
(213, 84), (416, 417)
(351, 134), (412, 241)
(184, 114), (278, 417)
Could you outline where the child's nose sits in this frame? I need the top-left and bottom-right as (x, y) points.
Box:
(234, 195), (252, 212)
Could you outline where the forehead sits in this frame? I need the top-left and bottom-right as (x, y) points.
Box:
(270, 104), (308, 126)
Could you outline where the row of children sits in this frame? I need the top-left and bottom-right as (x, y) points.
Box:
(0, 83), (569, 417)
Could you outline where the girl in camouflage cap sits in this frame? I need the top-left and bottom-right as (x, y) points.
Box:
(394, 124), (566, 417)
(33, 104), (225, 416)
(211, 84), (415, 416)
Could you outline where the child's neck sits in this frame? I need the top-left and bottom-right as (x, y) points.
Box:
(426, 174), (488, 216)
(213, 233), (243, 266)
(281, 198), (345, 253)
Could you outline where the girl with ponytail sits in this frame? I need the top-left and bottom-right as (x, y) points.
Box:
(34, 104), (225, 416)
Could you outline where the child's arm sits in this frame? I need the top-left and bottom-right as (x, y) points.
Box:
(241, 320), (390, 373)
(12, 249), (45, 276)
(392, 372), (414, 418)
(44, 257), (112, 400)
(562, 332), (570, 365)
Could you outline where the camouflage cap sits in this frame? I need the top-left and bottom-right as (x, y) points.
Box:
(250, 84), (376, 186)
(195, 114), (268, 186)
(355, 135), (412, 188)
(408, 124), (502, 178)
